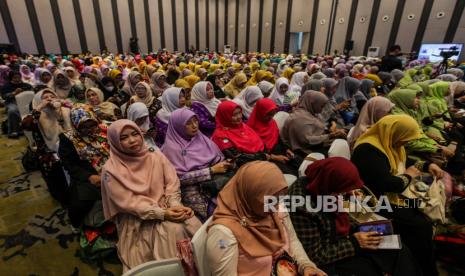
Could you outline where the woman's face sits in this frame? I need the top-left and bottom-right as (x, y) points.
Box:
(66, 70), (75, 79)
(231, 107), (242, 126)
(22, 67), (30, 74)
(413, 96), (420, 110)
(279, 83), (288, 94)
(41, 92), (57, 103)
(156, 75), (167, 84)
(179, 91), (186, 107)
(237, 79), (247, 88)
(131, 75), (142, 85)
(56, 74), (66, 85)
(11, 74), (22, 84)
(135, 115), (148, 128)
(114, 74), (123, 84)
(206, 83), (214, 99)
(119, 126), (144, 154)
(264, 109), (277, 122)
(87, 90), (100, 105)
(41, 72), (52, 83)
(185, 116), (199, 137)
(135, 85), (147, 98)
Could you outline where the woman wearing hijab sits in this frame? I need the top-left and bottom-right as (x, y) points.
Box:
(64, 66), (81, 86)
(270, 77), (295, 112)
(359, 79), (375, 99)
(127, 102), (158, 150)
(223, 72), (247, 98)
(206, 73), (226, 99)
(247, 98), (299, 174)
(19, 64), (35, 85)
(301, 79), (324, 96)
(155, 87), (186, 146)
(212, 101), (287, 167)
(58, 105), (110, 228)
(53, 70), (74, 99)
(290, 157), (421, 276)
(281, 92), (346, 157)
(101, 119), (201, 273)
(289, 71), (309, 94)
(190, 81), (220, 137)
(246, 70), (274, 86)
(257, 80), (274, 98)
(1, 70), (33, 138)
(233, 86), (263, 120)
(334, 76), (362, 114)
(120, 71), (142, 104)
(206, 161), (326, 276)
(34, 68), (53, 88)
(85, 87), (120, 121)
(348, 96), (394, 149)
(128, 81), (162, 125)
(162, 109), (232, 221)
(21, 89), (72, 204)
(351, 115), (444, 276)
(150, 72), (171, 97)
(387, 88), (447, 155)
(98, 76), (119, 102)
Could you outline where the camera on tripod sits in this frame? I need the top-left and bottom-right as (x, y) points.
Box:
(439, 46), (460, 59)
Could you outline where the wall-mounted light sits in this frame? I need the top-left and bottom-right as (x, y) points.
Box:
(436, 11), (445, 19)
(298, 20), (304, 26)
(240, 23), (245, 28)
(265, 22), (270, 28)
(320, 19), (326, 25)
(359, 16), (367, 23)
(229, 24), (233, 29)
(382, 15), (389, 22)
(252, 23), (257, 28)
(407, 13), (415, 20)
(279, 21), (284, 27)
(338, 17), (344, 24)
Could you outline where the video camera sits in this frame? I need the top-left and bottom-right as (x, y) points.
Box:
(439, 46), (460, 59)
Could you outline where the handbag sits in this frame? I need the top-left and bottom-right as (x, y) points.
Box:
(271, 251), (299, 276)
(401, 174), (447, 224)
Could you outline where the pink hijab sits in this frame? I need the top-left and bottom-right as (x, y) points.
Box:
(101, 119), (180, 220)
(348, 96), (394, 149)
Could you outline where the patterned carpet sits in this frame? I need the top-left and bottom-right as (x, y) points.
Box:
(0, 116), (122, 275)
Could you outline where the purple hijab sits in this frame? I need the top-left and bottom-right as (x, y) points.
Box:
(161, 108), (224, 174)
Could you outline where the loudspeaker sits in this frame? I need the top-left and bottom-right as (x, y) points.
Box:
(344, 40), (354, 51)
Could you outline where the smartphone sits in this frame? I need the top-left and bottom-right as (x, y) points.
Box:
(358, 220), (393, 235)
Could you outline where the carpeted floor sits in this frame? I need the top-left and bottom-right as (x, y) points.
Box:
(0, 117), (122, 275)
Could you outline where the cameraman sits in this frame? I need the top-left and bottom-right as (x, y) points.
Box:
(381, 45), (403, 72)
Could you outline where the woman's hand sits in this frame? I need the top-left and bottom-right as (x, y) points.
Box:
(437, 145), (455, 158)
(304, 266), (328, 276)
(211, 160), (232, 174)
(88, 175), (101, 186)
(271, 154), (290, 163)
(165, 206), (190, 222)
(353, 231), (382, 250)
(286, 149), (295, 159)
(428, 163), (444, 179)
(405, 166), (421, 179)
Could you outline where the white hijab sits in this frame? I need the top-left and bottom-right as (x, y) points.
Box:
(191, 81), (221, 116)
(156, 87), (183, 123)
(270, 77), (290, 105)
(233, 86), (263, 119)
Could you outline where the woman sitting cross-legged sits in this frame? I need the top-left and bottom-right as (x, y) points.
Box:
(101, 119), (202, 273)
(162, 109), (233, 222)
(206, 161), (327, 276)
(290, 157), (422, 276)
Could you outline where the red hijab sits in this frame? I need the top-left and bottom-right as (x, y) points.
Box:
(305, 157), (364, 236)
(247, 98), (279, 151)
(212, 101), (265, 153)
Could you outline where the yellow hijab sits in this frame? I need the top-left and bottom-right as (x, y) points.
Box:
(354, 114), (421, 174)
(183, 75), (200, 88)
(223, 73), (248, 98)
(247, 70), (274, 86)
(281, 67), (295, 81)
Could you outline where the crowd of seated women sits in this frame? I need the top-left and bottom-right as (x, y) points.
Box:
(3, 50), (465, 275)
